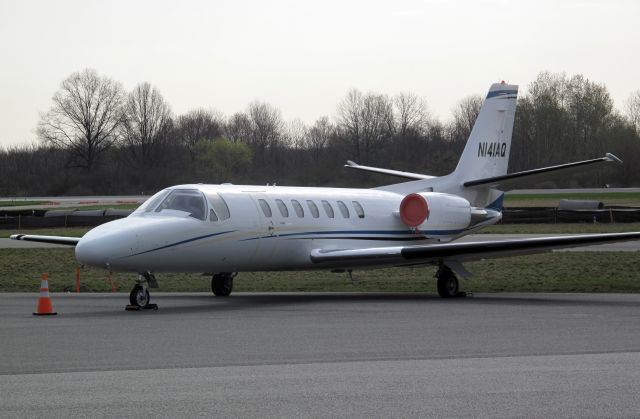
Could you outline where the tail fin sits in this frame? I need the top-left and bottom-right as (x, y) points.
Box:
(453, 82), (518, 183)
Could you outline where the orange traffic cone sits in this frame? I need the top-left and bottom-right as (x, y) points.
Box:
(34, 273), (57, 316)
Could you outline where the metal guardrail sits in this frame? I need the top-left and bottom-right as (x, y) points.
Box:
(0, 208), (135, 229)
(502, 208), (640, 224)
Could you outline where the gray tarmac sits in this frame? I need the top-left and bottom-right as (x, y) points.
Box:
(2, 292), (640, 417)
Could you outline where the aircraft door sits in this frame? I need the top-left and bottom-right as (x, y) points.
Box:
(205, 192), (261, 269)
(250, 193), (280, 263)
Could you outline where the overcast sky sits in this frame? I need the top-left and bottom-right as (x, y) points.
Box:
(1, 0), (639, 147)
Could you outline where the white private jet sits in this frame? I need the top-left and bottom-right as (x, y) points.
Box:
(12, 82), (640, 308)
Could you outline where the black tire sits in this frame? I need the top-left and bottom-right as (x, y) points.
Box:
(437, 269), (459, 298)
(211, 274), (233, 297)
(129, 284), (150, 307)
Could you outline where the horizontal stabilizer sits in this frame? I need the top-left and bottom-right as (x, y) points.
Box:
(463, 153), (622, 190)
(344, 161), (435, 180)
(10, 234), (80, 246)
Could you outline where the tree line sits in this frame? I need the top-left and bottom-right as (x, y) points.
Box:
(1, 69), (640, 196)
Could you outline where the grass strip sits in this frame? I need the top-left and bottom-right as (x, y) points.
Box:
(1, 248), (638, 294)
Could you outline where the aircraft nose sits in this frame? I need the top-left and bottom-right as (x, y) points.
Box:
(75, 237), (108, 268)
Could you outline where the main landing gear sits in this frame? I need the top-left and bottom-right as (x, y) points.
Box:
(211, 272), (236, 297)
(436, 264), (466, 298)
(126, 272), (159, 311)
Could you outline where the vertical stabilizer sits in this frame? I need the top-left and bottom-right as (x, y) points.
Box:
(453, 82), (518, 183)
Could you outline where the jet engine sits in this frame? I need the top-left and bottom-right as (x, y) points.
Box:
(398, 192), (472, 232)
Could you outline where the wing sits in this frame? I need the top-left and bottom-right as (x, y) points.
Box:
(10, 234), (81, 246)
(310, 232), (640, 268)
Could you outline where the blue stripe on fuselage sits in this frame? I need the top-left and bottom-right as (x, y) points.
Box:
(240, 229), (466, 241)
(125, 228), (467, 257)
(486, 89), (518, 99)
(127, 230), (237, 257)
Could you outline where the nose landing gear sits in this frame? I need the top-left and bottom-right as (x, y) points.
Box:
(126, 272), (159, 311)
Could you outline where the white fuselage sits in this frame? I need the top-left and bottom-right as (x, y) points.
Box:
(75, 184), (498, 273)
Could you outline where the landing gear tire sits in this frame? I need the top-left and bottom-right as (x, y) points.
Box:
(129, 284), (150, 307)
(436, 266), (459, 298)
(212, 273), (235, 297)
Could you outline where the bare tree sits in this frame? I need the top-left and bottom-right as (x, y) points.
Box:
(625, 90), (640, 134)
(360, 93), (395, 155)
(285, 118), (308, 150)
(176, 109), (225, 160)
(449, 94), (483, 146)
(225, 112), (253, 143)
(394, 92), (429, 137)
(452, 95), (483, 136)
(337, 89), (363, 158)
(337, 89), (394, 160)
(121, 82), (172, 165)
(246, 101), (284, 160)
(37, 69), (125, 171)
(306, 116), (334, 161)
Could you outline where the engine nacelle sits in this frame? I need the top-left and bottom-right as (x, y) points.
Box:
(399, 192), (472, 233)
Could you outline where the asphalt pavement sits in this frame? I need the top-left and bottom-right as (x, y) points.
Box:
(2, 292), (640, 417)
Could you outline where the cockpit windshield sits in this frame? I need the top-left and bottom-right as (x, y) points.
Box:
(154, 189), (207, 220)
(132, 189), (170, 216)
(132, 189), (207, 220)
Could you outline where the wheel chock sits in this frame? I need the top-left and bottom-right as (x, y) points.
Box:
(125, 303), (158, 311)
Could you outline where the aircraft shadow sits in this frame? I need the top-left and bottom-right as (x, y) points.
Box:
(51, 292), (640, 317)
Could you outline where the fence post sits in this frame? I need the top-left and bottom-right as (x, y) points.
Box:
(75, 267), (81, 293)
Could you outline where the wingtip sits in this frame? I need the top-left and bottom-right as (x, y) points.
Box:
(605, 153), (623, 164)
(345, 160), (358, 167)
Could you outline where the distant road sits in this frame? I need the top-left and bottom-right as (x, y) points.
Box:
(0, 195), (148, 211)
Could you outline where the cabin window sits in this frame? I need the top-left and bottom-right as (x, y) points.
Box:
(291, 199), (304, 217)
(321, 200), (334, 218)
(306, 200), (320, 218)
(337, 201), (350, 218)
(258, 199), (272, 217)
(209, 209), (218, 222)
(275, 199), (289, 217)
(153, 189), (207, 220)
(205, 192), (230, 220)
(352, 201), (365, 218)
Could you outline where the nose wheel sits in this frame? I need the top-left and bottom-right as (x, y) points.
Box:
(129, 284), (150, 307)
(126, 273), (159, 311)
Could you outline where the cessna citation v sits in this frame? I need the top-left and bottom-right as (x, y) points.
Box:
(12, 82), (640, 308)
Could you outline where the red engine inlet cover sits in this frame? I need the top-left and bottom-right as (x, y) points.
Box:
(399, 193), (429, 227)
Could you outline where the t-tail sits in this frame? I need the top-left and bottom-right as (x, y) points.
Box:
(369, 82), (519, 209)
(349, 81), (621, 210)
(452, 82), (518, 186)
